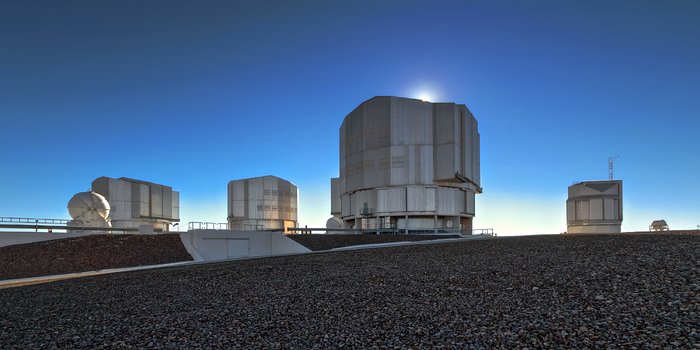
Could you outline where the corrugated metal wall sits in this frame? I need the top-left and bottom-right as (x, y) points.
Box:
(335, 96), (481, 224)
(227, 176), (298, 229)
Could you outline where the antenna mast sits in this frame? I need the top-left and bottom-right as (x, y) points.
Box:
(608, 155), (619, 180)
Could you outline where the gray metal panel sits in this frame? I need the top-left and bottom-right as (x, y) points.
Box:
(228, 180), (246, 218)
(346, 152), (364, 192)
(162, 186), (172, 219)
(454, 108), (463, 176)
(461, 107), (470, 178)
(377, 188), (388, 214)
(474, 129), (480, 187)
(91, 177), (110, 199)
(377, 187), (407, 214)
(590, 198), (603, 220)
(391, 97), (433, 147)
(567, 201), (575, 222)
(91, 177), (132, 222)
(112, 178), (132, 221)
(434, 143), (455, 181)
(362, 97), (391, 151)
(139, 184), (149, 217)
(171, 191), (180, 221)
(433, 103), (459, 181)
(575, 200), (590, 221)
(389, 145), (408, 186)
(420, 145), (434, 185)
(436, 187), (451, 216)
(407, 187), (435, 212)
(330, 178), (341, 215)
(341, 194), (351, 217)
(466, 190), (475, 215)
(150, 184), (163, 218)
(131, 182), (141, 218)
(603, 198), (614, 220)
(247, 178), (262, 220)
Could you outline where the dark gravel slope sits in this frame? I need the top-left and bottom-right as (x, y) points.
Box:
(0, 234), (192, 280)
(288, 234), (461, 251)
(1, 234), (699, 349)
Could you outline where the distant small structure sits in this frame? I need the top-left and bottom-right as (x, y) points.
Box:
(649, 220), (669, 232)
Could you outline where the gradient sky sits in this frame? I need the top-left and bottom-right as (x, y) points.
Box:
(1, 0), (698, 235)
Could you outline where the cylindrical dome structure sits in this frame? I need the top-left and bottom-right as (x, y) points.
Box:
(566, 180), (623, 234)
(325, 216), (343, 234)
(228, 175), (298, 232)
(330, 96), (481, 234)
(67, 191), (111, 229)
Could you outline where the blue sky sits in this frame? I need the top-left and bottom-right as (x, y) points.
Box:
(1, 0), (698, 235)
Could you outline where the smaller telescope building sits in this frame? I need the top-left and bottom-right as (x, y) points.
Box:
(227, 175), (298, 232)
(566, 180), (623, 234)
(90, 177), (180, 232)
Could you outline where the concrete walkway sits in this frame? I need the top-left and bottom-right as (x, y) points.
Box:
(0, 235), (495, 289)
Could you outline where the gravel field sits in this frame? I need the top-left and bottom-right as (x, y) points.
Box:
(288, 234), (461, 251)
(0, 234), (192, 280)
(1, 233), (699, 349)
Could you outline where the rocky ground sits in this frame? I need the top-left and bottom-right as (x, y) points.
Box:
(1, 233), (698, 348)
(0, 233), (458, 281)
(0, 234), (192, 280)
(288, 233), (461, 251)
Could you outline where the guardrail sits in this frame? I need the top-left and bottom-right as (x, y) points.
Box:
(288, 227), (496, 235)
(472, 228), (494, 235)
(0, 223), (136, 234)
(0, 216), (70, 225)
(187, 222), (229, 231)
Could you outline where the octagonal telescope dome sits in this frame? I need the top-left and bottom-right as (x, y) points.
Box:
(67, 191), (111, 222)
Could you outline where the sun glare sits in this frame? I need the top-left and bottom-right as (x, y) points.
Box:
(417, 92), (433, 102)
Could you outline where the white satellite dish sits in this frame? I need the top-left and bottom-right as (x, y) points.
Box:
(67, 191), (111, 229)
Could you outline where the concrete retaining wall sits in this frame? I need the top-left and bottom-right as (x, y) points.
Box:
(179, 230), (311, 262)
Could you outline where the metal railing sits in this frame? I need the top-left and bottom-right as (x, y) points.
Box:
(472, 228), (495, 236)
(0, 216), (143, 234)
(0, 223), (135, 234)
(187, 222), (229, 231)
(288, 227), (496, 236)
(0, 216), (70, 225)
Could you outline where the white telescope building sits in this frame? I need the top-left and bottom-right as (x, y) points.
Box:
(329, 96), (482, 234)
(566, 180), (623, 234)
(227, 175), (298, 232)
(91, 176), (180, 232)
